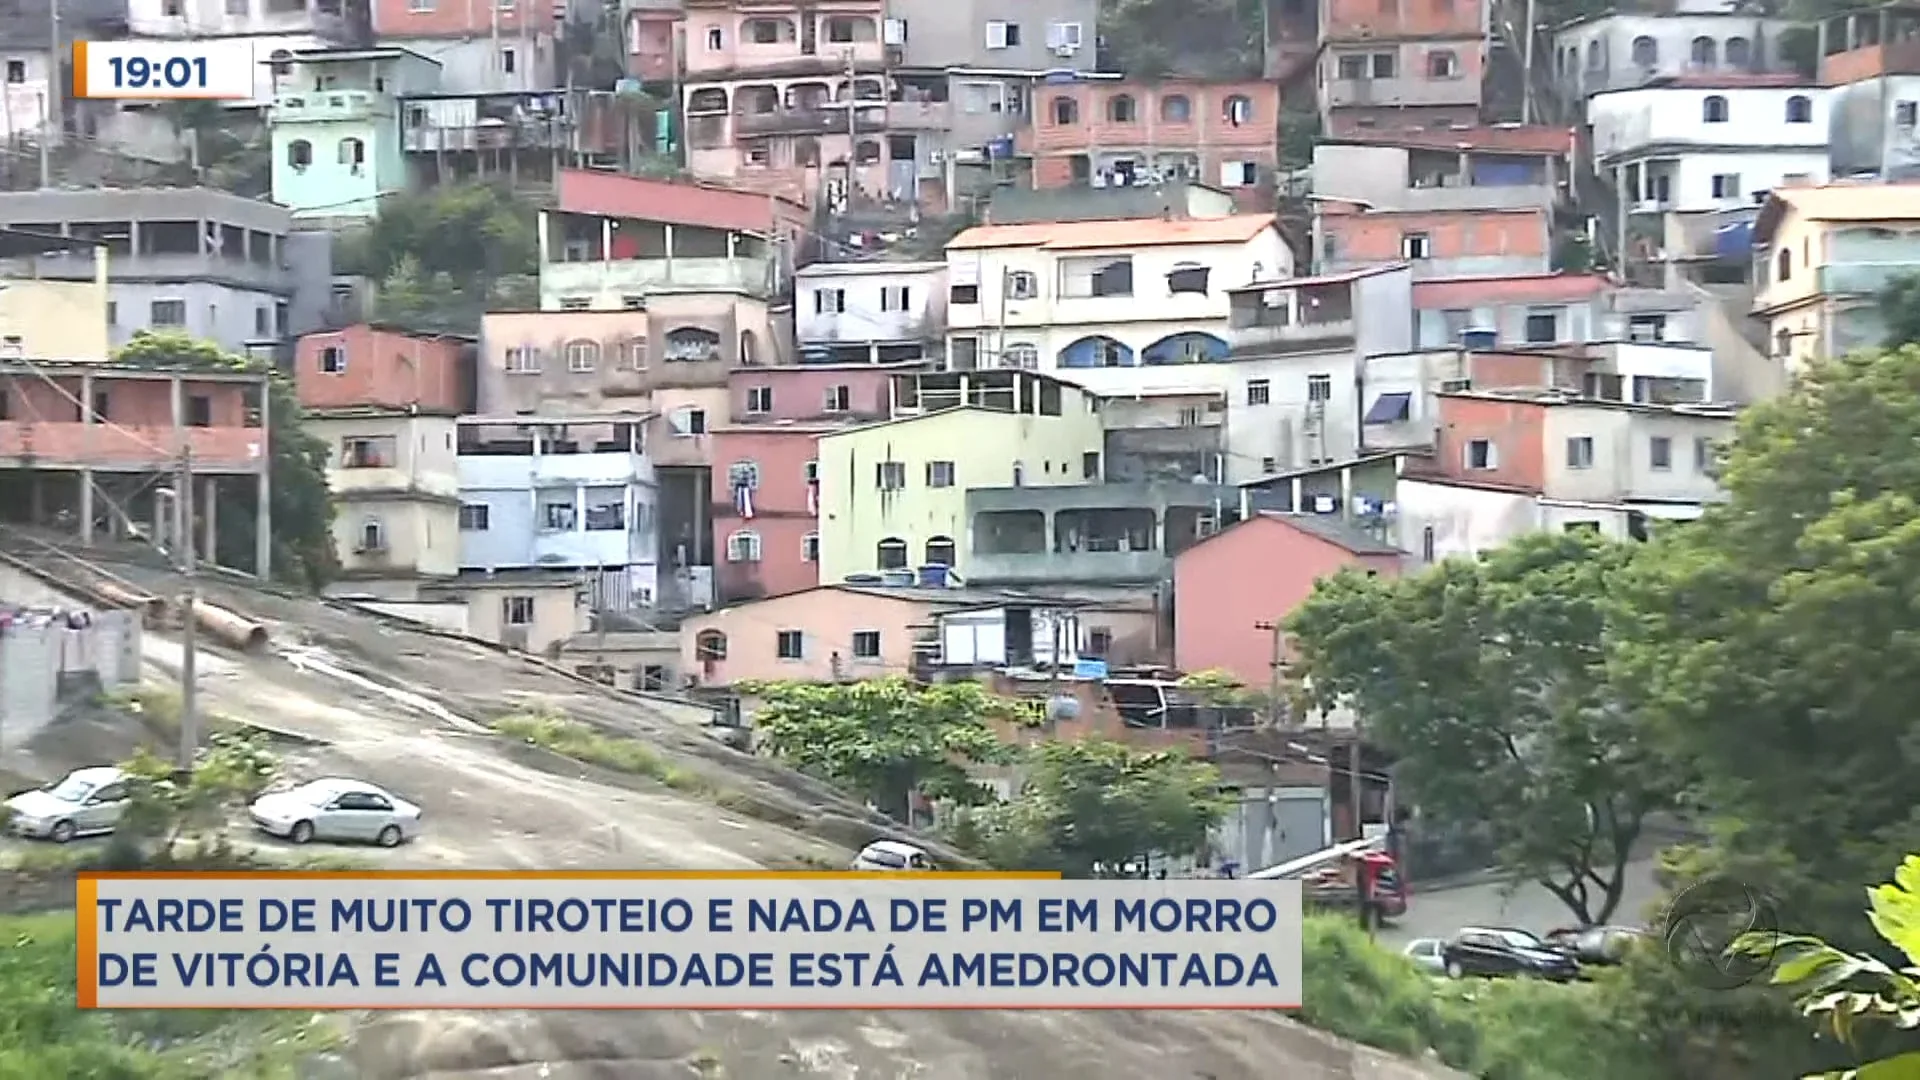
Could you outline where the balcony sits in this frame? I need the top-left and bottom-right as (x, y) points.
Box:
(403, 122), (576, 154)
(540, 256), (777, 301)
(733, 106), (885, 137)
(328, 466), (460, 500)
(887, 100), (950, 130)
(270, 90), (390, 123)
(966, 482), (1235, 585)
(1817, 262), (1920, 297)
(0, 422), (263, 472)
(114, 251), (295, 293)
(1323, 77), (1479, 110)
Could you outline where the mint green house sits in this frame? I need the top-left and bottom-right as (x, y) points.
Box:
(269, 48), (443, 224)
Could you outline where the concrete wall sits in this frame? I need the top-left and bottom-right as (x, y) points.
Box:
(0, 604), (142, 751)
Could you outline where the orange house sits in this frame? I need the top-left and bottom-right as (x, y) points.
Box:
(1019, 80), (1280, 208)
(1316, 204), (1551, 279)
(294, 324), (472, 415)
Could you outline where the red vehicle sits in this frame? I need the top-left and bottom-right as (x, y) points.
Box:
(1251, 835), (1408, 930)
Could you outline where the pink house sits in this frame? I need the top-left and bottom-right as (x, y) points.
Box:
(681, 584), (939, 687)
(1172, 513), (1404, 687)
(710, 363), (912, 603)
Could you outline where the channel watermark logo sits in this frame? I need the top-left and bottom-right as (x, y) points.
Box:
(1660, 876), (1781, 990)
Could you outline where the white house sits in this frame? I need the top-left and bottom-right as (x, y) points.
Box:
(126, 0), (356, 102)
(943, 213), (1294, 380)
(1588, 84), (1831, 213)
(456, 417), (660, 613)
(1551, 9), (1800, 100)
(795, 260), (948, 364)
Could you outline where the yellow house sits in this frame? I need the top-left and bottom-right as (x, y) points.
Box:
(816, 371), (1105, 581)
(1752, 184), (1920, 372)
(0, 229), (111, 362)
(306, 408), (462, 585)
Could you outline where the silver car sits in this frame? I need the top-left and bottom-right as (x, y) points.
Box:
(249, 778), (422, 848)
(5, 767), (130, 843)
(1403, 937), (1447, 976)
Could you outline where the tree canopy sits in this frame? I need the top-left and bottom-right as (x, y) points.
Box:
(742, 678), (1030, 821)
(112, 332), (335, 588)
(1288, 529), (1675, 925)
(336, 183), (540, 335)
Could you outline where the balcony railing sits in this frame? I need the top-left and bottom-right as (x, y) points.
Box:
(403, 122), (577, 154)
(1228, 316), (1357, 355)
(270, 90), (388, 122)
(733, 107), (885, 137)
(887, 101), (950, 129)
(540, 256), (778, 299)
(1818, 262), (1920, 297)
(1323, 77), (1480, 109)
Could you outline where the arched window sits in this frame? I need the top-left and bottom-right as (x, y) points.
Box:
(876, 537), (908, 569)
(687, 87), (727, 112)
(338, 137), (365, 165)
(1160, 94), (1191, 122)
(1001, 343), (1039, 370)
(1223, 94), (1253, 125)
(1786, 94), (1813, 123)
(1776, 246), (1792, 282)
(793, 136), (820, 168)
(1107, 94), (1136, 122)
(564, 339), (599, 372)
(1690, 36), (1716, 66)
(269, 48), (293, 77)
(1702, 95), (1729, 122)
(1725, 36), (1750, 67)
(725, 530), (762, 562)
(1051, 96), (1078, 125)
(739, 329), (759, 365)
(695, 630), (727, 660)
(924, 536), (956, 566)
(1586, 41), (1603, 71)
(287, 139), (312, 167)
(1631, 35), (1657, 66)
(664, 326), (720, 361)
(1427, 50), (1458, 78)
(1774, 327), (1792, 358)
(727, 460), (759, 490)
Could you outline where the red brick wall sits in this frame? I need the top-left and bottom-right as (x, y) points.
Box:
(1322, 207), (1550, 262)
(372, 0), (556, 36)
(1322, 0), (1482, 40)
(1429, 395), (1546, 491)
(727, 365), (893, 422)
(294, 325), (466, 414)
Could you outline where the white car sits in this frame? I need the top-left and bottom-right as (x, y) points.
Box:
(851, 840), (932, 871)
(249, 778), (421, 848)
(5, 767), (131, 843)
(1403, 937), (1447, 976)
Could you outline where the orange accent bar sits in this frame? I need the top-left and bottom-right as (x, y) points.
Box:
(75, 876), (98, 1008)
(71, 41), (87, 100)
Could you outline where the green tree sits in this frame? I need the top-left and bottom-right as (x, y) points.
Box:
(1877, 273), (1920, 348)
(115, 730), (279, 855)
(955, 739), (1229, 876)
(1098, 0), (1264, 79)
(113, 331), (336, 588)
(1738, 854), (1920, 1078)
(741, 678), (1031, 821)
(1288, 530), (1673, 925)
(1612, 346), (1920, 954)
(338, 182), (539, 335)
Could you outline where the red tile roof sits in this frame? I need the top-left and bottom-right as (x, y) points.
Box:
(1412, 272), (1611, 308)
(555, 169), (805, 233)
(1324, 123), (1575, 156)
(947, 213), (1278, 251)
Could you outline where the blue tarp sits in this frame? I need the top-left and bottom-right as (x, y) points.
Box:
(1715, 220), (1755, 259)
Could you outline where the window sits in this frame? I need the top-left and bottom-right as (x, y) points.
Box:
(852, 630), (882, 659)
(915, 534), (956, 569)
(1725, 35), (1750, 66)
(1246, 379), (1271, 406)
(501, 46), (516, 73)
(1628, 314), (1666, 342)
(1524, 310), (1559, 343)
(746, 143), (771, 166)
(1220, 161), (1258, 188)
(1401, 232), (1431, 259)
(926, 460), (956, 487)
(1307, 373), (1332, 402)
(341, 436), (394, 468)
(186, 395), (211, 427)
(726, 530), (762, 562)
(502, 596), (535, 626)
(746, 386), (773, 413)
(1702, 95), (1728, 123)
(338, 137), (365, 166)
(639, 665), (667, 691)
(1775, 327), (1793, 358)
(823, 384), (851, 411)
(1050, 96), (1078, 125)
(585, 496), (624, 531)
(1466, 438), (1495, 470)
(1899, 101), (1918, 129)
(505, 346), (541, 373)
(814, 287), (846, 314)
(1630, 35), (1656, 66)
(90, 391), (109, 421)
(1006, 270), (1039, 299)
(802, 533), (820, 562)
(876, 537), (909, 569)
(1649, 435), (1673, 470)
(1421, 525), (1436, 564)
(950, 283), (979, 304)
(695, 630), (727, 660)
(1776, 246), (1792, 282)
(1694, 436), (1714, 473)
(1107, 94), (1136, 122)
(459, 504), (490, 531)
(880, 285), (910, 311)
(1566, 436), (1594, 469)
(150, 299), (186, 326)
(705, 25), (722, 50)
(1369, 53), (1396, 78)
(1001, 343), (1038, 370)
(777, 630), (804, 660)
(1223, 94), (1253, 125)
(1564, 520), (1601, 535)
(1160, 94), (1191, 122)
(287, 139), (312, 168)
(728, 461), (760, 491)
(1082, 451), (1101, 480)
(1710, 173), (1742, 199)
(1085, 627), (1112, 657)
(1058, 256), (1133, 298)
(319, 345), (345, 373)
(1786, 94), (1812, 123)
(4, 60), (23, 83)
(541, 499), (576, 531)
(949, 337), (979, 369)
(1427, 50), (1457, 77)
(1337, 54), (1367, 80)
(1690, 36), (1715, 66)
(565, 339), (599, 372)
(559, 296), (591, 311)
(985, 20), (1019, 48)
(876, 461), (906, 490)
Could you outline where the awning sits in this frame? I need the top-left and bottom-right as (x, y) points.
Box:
(1363, 392), (1412, 424)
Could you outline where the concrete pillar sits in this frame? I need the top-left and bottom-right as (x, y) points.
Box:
(79, 469), (94, 546)
(255, 377), (272, 578)
(169, 373), (183, 431)
(201, 475), (218, 566)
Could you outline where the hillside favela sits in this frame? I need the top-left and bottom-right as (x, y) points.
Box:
(2, 0), (1919, 1075)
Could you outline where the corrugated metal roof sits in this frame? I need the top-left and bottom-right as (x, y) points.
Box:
(946, 214), (1277, 251)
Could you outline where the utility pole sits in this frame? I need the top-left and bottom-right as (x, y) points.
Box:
(1254, 619), (1285, 728)
(844, 48), (857, 177)
(1520, 0), (1537, 125)
(174, 449), (200, 772)
(41, 0), (59, 189)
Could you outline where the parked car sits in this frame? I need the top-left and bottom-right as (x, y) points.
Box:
(851, 840), (932, 871)
(1402, 937), (1447, 976)
(249, 778), (421, 847)
(1545, 925), (1644, 967)
(4, 767), (130, 843)
(1441, 926), (1581, 981)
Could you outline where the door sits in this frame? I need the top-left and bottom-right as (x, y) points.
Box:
(1267, 791), (1327, 868)
(322, 791), (387, 841)
(80, 782), (128, 833)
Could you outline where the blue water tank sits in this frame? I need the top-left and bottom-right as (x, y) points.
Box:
(1460, 328), (1497, 350)
(917, 564), (950, 587)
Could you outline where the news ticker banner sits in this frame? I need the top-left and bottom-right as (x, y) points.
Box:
(79, 871), (1304, 1010)
(72, 40), (256, 101)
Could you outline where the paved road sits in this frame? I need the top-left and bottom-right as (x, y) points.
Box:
(1382, 857), (1663, 946)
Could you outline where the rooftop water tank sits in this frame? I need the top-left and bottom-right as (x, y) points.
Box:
(916, 564), (951, 587)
